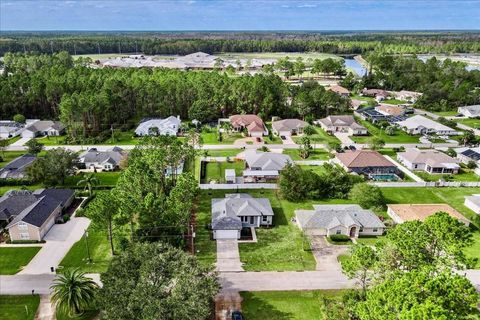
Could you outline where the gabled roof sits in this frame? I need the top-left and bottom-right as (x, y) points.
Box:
(296, 204), (385, 230)
(0, 190), (39, 221)
(396, 115), (457, 132)
(328, 85), (350, 95)
(317, 115), (366, 130)
(375, 104), (405, 116)
(398, 148), (459, 168)
(336, 150), (395, 168)
(211, 194), (274, 230)
(0, 154), (36, 179)
(7, 196), (61, 228)
(24, 120), (65, 133)
(272, 119), (307, 132)
(78, 147), (126, 166)
(229, 114), (264, 129)
(135, 116), (181, 135)
(458, 105), (480, 116)
(244, 150), (292, 171)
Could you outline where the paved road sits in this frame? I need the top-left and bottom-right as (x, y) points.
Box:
(19, 217), (90, 275)
(216, 240), (244, 272)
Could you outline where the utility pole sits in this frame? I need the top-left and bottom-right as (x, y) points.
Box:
(118, 42), (121, 54)
(97, 43), (101, 55)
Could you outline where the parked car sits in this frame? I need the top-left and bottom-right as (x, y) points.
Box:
(280, 135), (286, 140)
(232, 311), (244, 320)
(255, 137), (261, 142)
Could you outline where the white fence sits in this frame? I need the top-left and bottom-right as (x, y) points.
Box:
(199, 183), (278, 190)
(372, 181), (480, 188)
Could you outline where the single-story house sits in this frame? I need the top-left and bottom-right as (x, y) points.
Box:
(295, 204), (386, 238)
(77, 147), (126, 171)
(315, 115), (367, 136)
(0, 121), (24, 139)
(229, 114), (268, 137)
(211, 194), (274, 240)
(243, 150), (292, 182)
(455, 147), (480, 164)
(0, 154), (36, 180)
(271, 119), (307, 137)
(134, 116), (181, 136)
(334, 150), (399, 178)
(350, 99), (368, 110)
(21, 120), (65, 139)
(457, 105), (480, 118)
(397, 148), (460, 174)
(361, 88), (389, 101)
(387, 203), (470, 226)
(2, 189), (75, 241)
(464, 194), (480, 214)
(393, 90), (423, 103)
(375, 104), (406, 117)
(396, 115), (459, 136)
(327, 85), (350, 97)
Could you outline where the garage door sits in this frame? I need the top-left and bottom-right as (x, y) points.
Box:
(215, 230), (239, 240)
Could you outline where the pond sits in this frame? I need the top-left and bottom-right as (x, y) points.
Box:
(344, 58), (367, 77)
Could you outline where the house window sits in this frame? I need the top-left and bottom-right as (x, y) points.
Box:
(414, 164), (418, 169)
(241, 216), (248, 223)
(18, 222), (28, 230)
(336, 230), (341, 235)
(262, 216), (268, 222)
(250, 217), (255, 224)
(359, 227), (364, 232)
(373, 228), (378, 232)
(20, 232), (30, 240)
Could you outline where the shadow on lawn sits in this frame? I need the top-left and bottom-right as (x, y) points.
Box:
(240, 292), (293, 320)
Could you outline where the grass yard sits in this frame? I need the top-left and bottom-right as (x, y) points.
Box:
(56, 309), (100, 320)
(201, 160), (245, 183)
(241, 290), (345, 320)
(59, 227), (112, 273)
(292, 127), (340, 145)
(350, 94), (376, 104)
(5, 136), (21, 145)
(0, 184), (43, 196)
(0, 247), (41, 275)
(0, 295), (40, 320)
(350, 119), (420, 144)
(200, 130), (244, 144)
(282, 148), (331, 160)
(380, 186), (480, 267)
(35, 135), (67, 146)
(102, 130), (139, 145)
(63, 171), (122, 188)
(433, 110), (459, 117)
(415, 169), (480, 182)
(0, 151), (27, 168)
(356, 236), (385, 246)
(381, 99), (408, 105)
(457, 118), (480, 129)
(201, 149), (241, 157)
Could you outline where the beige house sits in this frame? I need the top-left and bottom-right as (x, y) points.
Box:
(229, 114), (268, 138)
(397, 148), (460, 174)
(387, 204), (470, 226)
(295, 204), (386, 238)
(271, 119), (307, 137)
(315, 115), (367, 136)
(327, 85), (350, 97)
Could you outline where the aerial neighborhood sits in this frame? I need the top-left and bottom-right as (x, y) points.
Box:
(0, 25), (480, 320)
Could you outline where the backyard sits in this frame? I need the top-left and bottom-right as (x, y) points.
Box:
(282, 148), (331, 161)
(0, 247), (41, 275)
(456, 118), (480, 129)
(415, 169), (480, 182)
(200, 160), (245, 183)
(350, 119), (420, 144)
(292, 127), (340, 145)
(241, 290), (345, 320)
(63, 171), (122, 188)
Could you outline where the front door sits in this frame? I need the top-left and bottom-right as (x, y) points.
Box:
(349, 227), (357, 238)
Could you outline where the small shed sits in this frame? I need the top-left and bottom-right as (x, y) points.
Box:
(225, 169), (236, 184)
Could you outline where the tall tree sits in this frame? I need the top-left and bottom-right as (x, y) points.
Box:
(27, 148), (76, 185)
(86, 191), (119, 255)
(77, 173), (99, 197)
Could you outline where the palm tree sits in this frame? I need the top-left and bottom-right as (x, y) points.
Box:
(50, 269), (99, 317)
(77, 173), (99, 197)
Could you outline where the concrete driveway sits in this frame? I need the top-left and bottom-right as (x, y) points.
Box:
(19, 217), (91, 275)
(333, 132), (354, 145)
(309, 236), (349, 271)
(216, 240), (244, 272)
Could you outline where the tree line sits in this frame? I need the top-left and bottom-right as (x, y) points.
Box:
(2, 31), (480, 56)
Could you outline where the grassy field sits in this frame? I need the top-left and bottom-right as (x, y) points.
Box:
(457, 118), (480, 129)
(0, 295), (40, 320)
(241, 290), (345, 320)
(200, 130), (244, 144)
(5, 136), (21, 145)
(201, 149), (241, 157)
(201, 160), (245, 183)
(350, 119), (420, 144)
(293, 127), (340, 145)
(381, 99), (408, 105)
(0, 151), (26, 168)
(0, 247), (41, 275)
(35, 135), (67, 146)
(282, 148), (331, 160)
(63, 171), (122, 188)
(434, 110), (459, 117)
(59, 227), (112, 273)
(350, 94), (375, 104)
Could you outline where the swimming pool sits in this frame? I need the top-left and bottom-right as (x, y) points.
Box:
(370, 174), (399, 181)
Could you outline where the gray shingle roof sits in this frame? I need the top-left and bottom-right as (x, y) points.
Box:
(0, 190), (39, 221)
(244, 150), (292, 171)
(296, 204), (385, 230)
(8, 196), (61, 228)
(78, 147), (125, 167)
(0, 154), (36, 179)
(211, 194), (274, 230)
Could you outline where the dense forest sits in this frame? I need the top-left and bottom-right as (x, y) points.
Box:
(2, 31), (480, 55)
(0, 52), (350, 143)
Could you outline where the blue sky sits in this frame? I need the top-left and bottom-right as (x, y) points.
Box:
(1, 0), (479, 31)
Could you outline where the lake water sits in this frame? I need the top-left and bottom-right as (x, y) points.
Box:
(344, 58), (367, 77)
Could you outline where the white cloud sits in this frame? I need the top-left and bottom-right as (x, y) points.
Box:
(298, 4), (317, 8)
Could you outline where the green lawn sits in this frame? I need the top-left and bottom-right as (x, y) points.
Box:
(63, 171), (122, 188)
(56, 309), (99, 320)
(0, 247), (41, 275)
(464, 232), (480, 268)
(201, 149), (241, 157)
(356, 236), (385, 246)
(201, 160), (245, 183)
(59, 227), (112, 273)
(283, 148), (331, 160)
(433, 110), (458, 117)
(200, 130), (244, 144)
(241, 290), (345, 320)
(102, 130), (139, 145)
(293, 127), (340, 145)
(5, 136), (21, 145)
(196, 189), (320, 271)
(381, 99), (408, 105)
(35, 135), (67, 146)
(0, 295), (40, 320)
(350, 94), (376, 104)
(415, 169), (480, 182)
(457, 118), (480, 129)
(0, 151), (27, 168)
(350, 119), (420, 144)
(0, 184), (43, 196)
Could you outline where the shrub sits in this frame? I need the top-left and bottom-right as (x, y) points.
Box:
(329, 234), (351, 242)
(349, 183), (386, 209)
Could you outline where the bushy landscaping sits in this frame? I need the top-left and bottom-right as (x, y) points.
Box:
(241, 290), (345, 320)
(0, 295), (40, 320)
(415, 169), (480, 182)
(0, 247), (41, 275)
